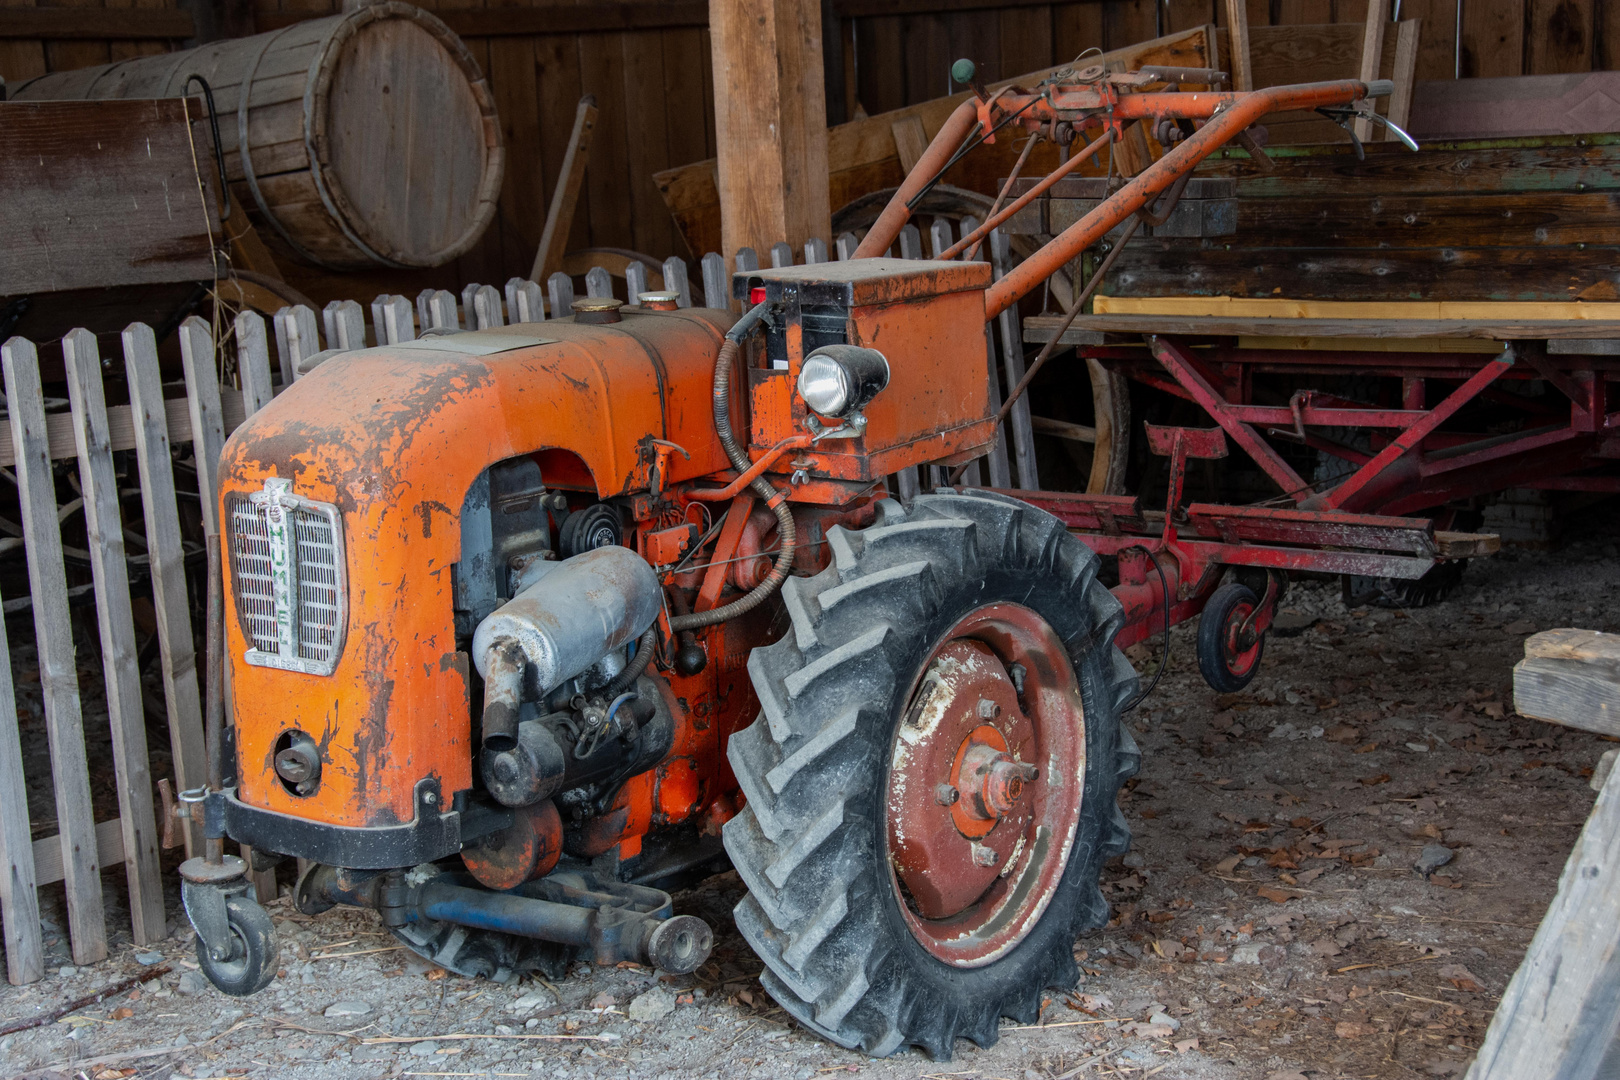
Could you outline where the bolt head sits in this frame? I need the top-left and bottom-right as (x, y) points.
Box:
(934, 783), (959, 806)
(971, 842), (998, 868)
(976, 698), (1000, 719)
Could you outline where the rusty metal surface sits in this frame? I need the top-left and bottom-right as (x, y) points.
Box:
(461, 801), (563, 891)
(885, 604), (1085, 967)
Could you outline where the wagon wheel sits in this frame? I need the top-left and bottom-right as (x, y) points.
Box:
(833, 186), (1129, 495)
(725, 490), (1140, 1057)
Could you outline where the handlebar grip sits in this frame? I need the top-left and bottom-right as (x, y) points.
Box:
(1365, 79), (1395, 97)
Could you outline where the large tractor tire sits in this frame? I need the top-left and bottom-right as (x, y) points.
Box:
(723, 490), (1140, 1058)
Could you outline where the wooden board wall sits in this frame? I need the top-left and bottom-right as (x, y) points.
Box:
(1, 0), (1617, 287)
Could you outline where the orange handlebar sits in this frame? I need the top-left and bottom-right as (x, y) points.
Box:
(851, 79), (1377, 317)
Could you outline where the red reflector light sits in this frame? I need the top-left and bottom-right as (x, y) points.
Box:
(750, 286), (768, 306)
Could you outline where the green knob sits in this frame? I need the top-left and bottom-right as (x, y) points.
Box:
(951, 58), (977, 86)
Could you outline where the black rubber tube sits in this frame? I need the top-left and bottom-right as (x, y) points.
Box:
(670, 305), (796, 633)
(600, 626), (657, 698)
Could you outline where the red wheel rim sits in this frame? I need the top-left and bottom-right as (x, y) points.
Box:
(1222, 600), (1261, 678)
(884, 603), (1087, 968)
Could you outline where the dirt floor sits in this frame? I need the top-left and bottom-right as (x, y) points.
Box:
(4, 500), (1618, 1080)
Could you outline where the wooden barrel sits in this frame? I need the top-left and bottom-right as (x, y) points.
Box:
(12, 3), (503, 271)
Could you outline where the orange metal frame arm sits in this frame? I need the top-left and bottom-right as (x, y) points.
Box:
(852, 79), (1376, 317)
(984, 80), (1372, 318)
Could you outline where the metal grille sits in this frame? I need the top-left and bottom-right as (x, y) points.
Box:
(227, 479), (347, 676)
(228, 499), (278, 654)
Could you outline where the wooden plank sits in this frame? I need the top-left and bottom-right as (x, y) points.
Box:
(32, 818), (125, 890)
(531, 96), (599, 284)
(1197, 135), (1620, 197)
(1467, 755), (1620, 1079)
(263, 3), (710, 35)
(0, 100), (220, 295)
(662, 24), (713, 258)
(891, 114), (929, 174)
(62, 329), (166, 947)
(124, 323), (207, 859)
(1408, 71), (1620, 140)
(1461, 0), (1523, 76)
(0, 390), (248, 470)
(1528, 0), (1594, 74)
(1224, 189), (1620, 249)
(1512, 629), (1620, 735)
(1385, 17), (1420, 137)
(1, 336), (106, 967)
(621, 30), (676, 259)
(0, 572), (44, 985)
(1101, 243), (1620, 302)
(488, 35), (546, 275)
(580, 22), (636, 253)
(0, 9), (193, 37)
(711, 0), (832, 258)
(1025, 311), (1620, 340)
(1352, 0), (1388, 141)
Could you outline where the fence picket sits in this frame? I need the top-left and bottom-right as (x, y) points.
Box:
(735, 247), (759, 273)
(625, 262), (648, 304)
(929, 219), (954, 259)
(423, 290), (460, 332)
(0, 574), (42, 985)
(62, 329), (166, 946)
(836, 232), (859, 261)
(898, 224), (923, 260)
(323, 300), (366, 351)
(506, 278), (544, 324)
(123, 323), (207, 859)
(236, 311), (275, 416)
(1, 336), (107, 966)
(548, 272), (575, 319)
(584, 266), (613, 300)
(662, 256), (692, 307)
(700, 253), (727, 309)
(770, 241), (793, 268)
(990, 229), (1038, 489)
(372, 295), (416, 344)
(804, 237), (828, 265)
(273, 306), (319, 384)
(471, 284), (505, 330)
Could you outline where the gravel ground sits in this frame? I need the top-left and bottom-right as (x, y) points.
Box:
(5, 500), (1618, 1080)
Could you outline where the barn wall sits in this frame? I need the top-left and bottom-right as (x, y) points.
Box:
(0, 0), (1612, 282)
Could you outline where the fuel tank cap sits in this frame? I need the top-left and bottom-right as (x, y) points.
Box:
(571, 297), (623, 324)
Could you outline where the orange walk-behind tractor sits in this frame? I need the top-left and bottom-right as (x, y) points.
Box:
(174, 69), (1449, 1057)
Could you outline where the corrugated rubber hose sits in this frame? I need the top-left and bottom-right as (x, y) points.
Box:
(669, 303), (796, 633)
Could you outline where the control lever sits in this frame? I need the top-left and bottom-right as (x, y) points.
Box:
(1317, 104), (1420, 158)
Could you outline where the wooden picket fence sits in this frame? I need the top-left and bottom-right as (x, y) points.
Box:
(0, 221), (1037, 986)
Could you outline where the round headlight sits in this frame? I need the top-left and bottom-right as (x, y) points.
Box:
(797, 345), (891, 419)
(798, 354), (852, 416)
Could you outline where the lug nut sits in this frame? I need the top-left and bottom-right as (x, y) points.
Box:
(971, 842), (998, 868)
(934, 783), (959, 806)
(977, 698), (1000, 719)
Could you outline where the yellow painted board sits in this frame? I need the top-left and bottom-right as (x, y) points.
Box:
(1095, 296), (1620, 321)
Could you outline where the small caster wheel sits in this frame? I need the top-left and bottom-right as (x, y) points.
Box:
(1198, 582), (1265, 693)
(196, 896), (279, 996)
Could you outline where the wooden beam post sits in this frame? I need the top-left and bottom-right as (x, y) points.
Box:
(710, 0), (832, 261)
(1224, 0), (1253, 91)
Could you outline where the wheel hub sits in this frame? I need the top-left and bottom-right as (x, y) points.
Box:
(885, 603), (1088, 966)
